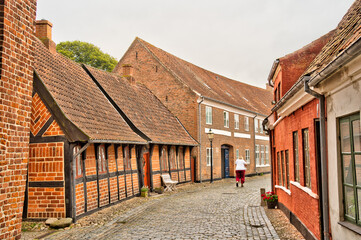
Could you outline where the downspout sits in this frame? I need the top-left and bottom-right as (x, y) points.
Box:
(304, 77), (329, 240)
(253, 114), (258, 174)
(198, 96), (204, 182)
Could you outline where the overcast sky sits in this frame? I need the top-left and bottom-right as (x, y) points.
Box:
(37, 0), (355, 88)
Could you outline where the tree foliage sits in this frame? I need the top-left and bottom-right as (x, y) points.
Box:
(56, 41), (118, 72)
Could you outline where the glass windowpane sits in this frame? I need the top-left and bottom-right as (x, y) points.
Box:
(353, 120), (361, 152)
(355, 155), (361, 186)
(345, 186), (356, 219)
(343, 155), (353, 185)
(358, 189), (361, 222)
(340, 121), (351, 153)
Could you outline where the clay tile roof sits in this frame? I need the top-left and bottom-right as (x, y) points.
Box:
(136, 38), (273, 116)
(305, 0), (361, 76)
(34, 38), (146, 143)
(85, 66), (198, 146)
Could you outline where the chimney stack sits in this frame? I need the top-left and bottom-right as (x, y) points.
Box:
(121, 64), (135, 84)
(35, 20), (56, 54)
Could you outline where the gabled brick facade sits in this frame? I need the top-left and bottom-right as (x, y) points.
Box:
(115, 38), (272, 181)
(0, 0), (37, 239)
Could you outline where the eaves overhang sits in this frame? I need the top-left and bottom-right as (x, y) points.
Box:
(309, 36), (361, 87)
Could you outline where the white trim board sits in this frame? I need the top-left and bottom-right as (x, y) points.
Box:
(290, 181), (319, 199)
(204, 128), (231, 137)
(202, 99), (257, 118)
(255, 135), (269, 141)
(234, 132), (251, 139)
(275, 185), (291, 195)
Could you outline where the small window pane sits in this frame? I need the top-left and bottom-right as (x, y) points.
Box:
(340, 121), (351, 153)
(358, 189), (361, 222)
(355, 155), (361, 186)
(343, 155), (353, 185)
(353, 120), (361, 152)
(345, 186), (356, 219)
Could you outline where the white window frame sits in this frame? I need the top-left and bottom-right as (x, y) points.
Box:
(265, 145), (269, 165)
(255, 144), (260, 165)
(260, 120), (263, 133)
(236, 149), (239, 159)
(261, 145), (265, 165)
(224, 111), (229, 128)
(244, 116), (249, 131)
(206, 106), (212, 125)
(234, 114), (239, 129)
(255, 118), (259, 133)
(206, 148), (213, 166)
(245, 149), (250, 163)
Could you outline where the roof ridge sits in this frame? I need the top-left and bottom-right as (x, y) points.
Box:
(136, 38), (197, 95)
(136, 38), (269, 92)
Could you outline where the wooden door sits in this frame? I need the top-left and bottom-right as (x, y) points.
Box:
(143, 153), (150, 187)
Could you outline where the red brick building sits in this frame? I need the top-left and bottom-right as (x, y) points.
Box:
(115, 38), (273, 182)
(265, 25), (335, 240)
(0, 0), (37, 239)
(22, 21), (196, 221)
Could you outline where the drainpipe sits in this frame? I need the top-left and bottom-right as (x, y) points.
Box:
(253, 114), (258, 174)
(304, 77), (329, 240)
(198, 96), (204, 183)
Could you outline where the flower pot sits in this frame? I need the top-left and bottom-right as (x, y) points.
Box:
(141, 191), (148, 197)
(267, 200), (277, 209)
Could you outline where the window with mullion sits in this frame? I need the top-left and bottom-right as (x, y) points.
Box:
(224, 111), (229, 128)
(206, 106), (212, 125)
(286, 150), (290, 189)
(281, 151), (285, 187)
(293, 131), (300, 182)
(277, 152), (281, 185)
(234, 114), (239, 129)
(340, 114), (361, 225)
(302, 128), (311, 188)
(255, 145), (260, 165)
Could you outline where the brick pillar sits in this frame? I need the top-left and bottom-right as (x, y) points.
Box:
(0, 0), (37, 239)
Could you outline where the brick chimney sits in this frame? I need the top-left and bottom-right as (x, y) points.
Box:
(121, 64), (135, 84)
(35, 20), (56, 54)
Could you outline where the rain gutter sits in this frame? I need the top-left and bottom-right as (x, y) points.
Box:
(309, 36), (361, 87)
(267, 59), (279, 87)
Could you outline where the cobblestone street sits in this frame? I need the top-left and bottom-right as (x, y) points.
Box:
(39, 175), (282, 240)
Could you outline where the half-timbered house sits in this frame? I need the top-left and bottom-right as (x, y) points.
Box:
(24, 20), (197, 221)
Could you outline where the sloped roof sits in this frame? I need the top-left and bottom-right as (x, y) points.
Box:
(305, 0), (361, 76)
(135, 38), (272, 116)
(34, 38), (146, 143)
(276, 30), (335, 93)
(85, 65), (198, 146)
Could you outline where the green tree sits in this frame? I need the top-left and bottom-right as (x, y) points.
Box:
(56, 40), (118, 72)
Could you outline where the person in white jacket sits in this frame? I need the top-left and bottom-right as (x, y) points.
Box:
(235, 157), (247, 187)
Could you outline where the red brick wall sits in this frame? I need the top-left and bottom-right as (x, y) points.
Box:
(27, 142), (65, 219)
(30, 93), (52, 136)
(272, 98), (321, 239)
(0, 0), (37, 236)
(75, 144), (141, 217)
(43, 120), (65, 136)
(115, 40), (199, 139)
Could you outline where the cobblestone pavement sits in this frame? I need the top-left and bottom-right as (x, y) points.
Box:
(44, 175), (279, 240)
